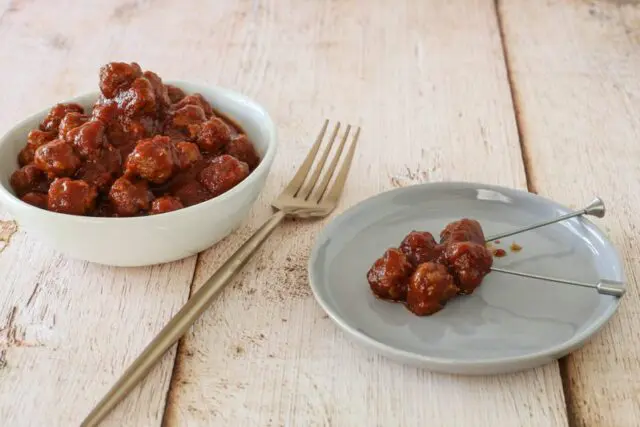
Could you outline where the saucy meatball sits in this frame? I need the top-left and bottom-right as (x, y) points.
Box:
(115, 76), (156, 117)
(143, 71), (171, 112)
(173, 94), (213, 117)
(59, 112), (90, 141)
(166, 84), (186, 103)
(198, 154), (249, 197)
(197, 117), (231, 153)
(74, 144), (122, 191)
(167, 105), (206, 139)
(47, 178), (97, 215)
(18, 130), (57, 166)
(440, 218), (485, 245)
(399, 231), (438, 266)
(99, 62), (143, 98)
(406, 262), (459, 316)
(150, 195), (184, 214)
(227, 135), (260, 170)
(172, 180), (211, 206)
(10, 164), (49, 196)
(174, 141), (202, 169)
(34, 139), (81, 178)
(66, 120), (107, 159)
(444, 241), (493, 294)
(108, 177), (153, 216)
(21, 192), (48, 209)
(125, 135), (177, 184)
(367, 248), (413, 301)
(40, 103), (84, 133)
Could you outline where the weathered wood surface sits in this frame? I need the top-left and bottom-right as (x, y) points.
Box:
(499, 1), (640, 426)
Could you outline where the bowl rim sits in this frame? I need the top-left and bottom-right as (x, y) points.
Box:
(0, 81), (278, 223)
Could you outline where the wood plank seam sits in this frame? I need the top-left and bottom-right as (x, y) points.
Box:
(494, 1), (574, 426)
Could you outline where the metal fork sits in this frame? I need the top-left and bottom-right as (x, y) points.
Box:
(82, 120), (360, 426)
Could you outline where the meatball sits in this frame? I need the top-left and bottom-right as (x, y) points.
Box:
(444, 241), (493, 294)
(150, 196), (184, 214)
(66, 120), (106, 159)
(166, 84), (186, 103)
(21, 192), (48, 209)
(406, 262), (459, 316)
(34, 139), (81, 178)
(166, 105), (206, 139)
(367, 248), (413, 301)
(174, 141), (202, 169)
(10, 164), (49, 196)
(47, 178), (97, 215)
(74, 144), (122, 191)
(227, 135), (260, 170)
(114, 76), (156, 117)
(399, 231), (439, 266)
(143, 71), (171, 112)
(173, 94), (213, 117)
(125, 135), (177, 184)
(92, 99), (120, 125)
(440, 218), (485, 245)
(108, 177), (153, 216)
(99, 62), (143, 98)
(40, 103), (84, 133)
(172, 180), (211, 207)
(18, 130), (57, 166)
(59, 112), (90, 141)
(197, 117), (231, 153)
(198, 154), (249, 197)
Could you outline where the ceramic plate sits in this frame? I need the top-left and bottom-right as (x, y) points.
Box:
(308, 182), (624, 375)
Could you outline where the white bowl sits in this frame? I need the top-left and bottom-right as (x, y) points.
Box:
(0, 81), (277, 267)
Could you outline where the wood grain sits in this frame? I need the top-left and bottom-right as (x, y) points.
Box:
(159, 0), (568, 426)
(498, 1), (640, 426)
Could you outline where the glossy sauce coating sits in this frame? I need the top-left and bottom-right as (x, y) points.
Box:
(367, 218), (496, 316)
(9, 62), (260, 216)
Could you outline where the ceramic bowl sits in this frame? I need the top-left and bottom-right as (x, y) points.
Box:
(0, 81), (277, 267)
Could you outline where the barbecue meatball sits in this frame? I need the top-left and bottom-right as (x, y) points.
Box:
(197, 117), (231, 153)
(125, 136), (177, 184)
(19, 130), (58, 166)
(47, 178), (97, 215)
(150, 196), (184, 214)
(406, 262), (459, 316)
(399, 231), (439, 266)
(115, 76), (156, 117)
(166, 85), (186, 103)
(172, 180), (211, 206)
(108, 177), (153, 216)
(74, 144), (122, 191)
(198, 154), (249, 197)
(174, 141), (202, 169)
(34, 139), (81, 178)
(59, 112), (90, 142)
(445, 241), (493, 294)
(367, 248), (413, 301)
(143, 71), (171, 112)
(40, 103), (84, 133)
(227, 135), (260, 170)
(66, 120), (107, 160)
(99, 62), (143, 98)
(166, 104), (207, 139)
(21, 192), (48, 209)
(10, 164), (49, 196)
(440, 218), (485, 245)
(173, 94), (213, 117)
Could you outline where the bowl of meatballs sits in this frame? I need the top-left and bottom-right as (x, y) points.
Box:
(0, 62), (277, 266)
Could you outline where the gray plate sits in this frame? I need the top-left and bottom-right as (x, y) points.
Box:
(308, 182), (623, 375)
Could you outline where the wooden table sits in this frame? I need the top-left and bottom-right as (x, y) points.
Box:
(1, 1), (639, 426)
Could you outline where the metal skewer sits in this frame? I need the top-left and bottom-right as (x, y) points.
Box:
(485, 197), (605, 242)
(491, 267), (625, 297)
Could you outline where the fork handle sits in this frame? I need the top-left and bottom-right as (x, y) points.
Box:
(81, 210), (287, 427)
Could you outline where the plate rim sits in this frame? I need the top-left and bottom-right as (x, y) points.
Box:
(308, 181), (623, 371)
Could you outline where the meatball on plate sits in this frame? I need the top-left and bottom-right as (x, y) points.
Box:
(0, 63), (277, 267)
(308, 182), (623, 375)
